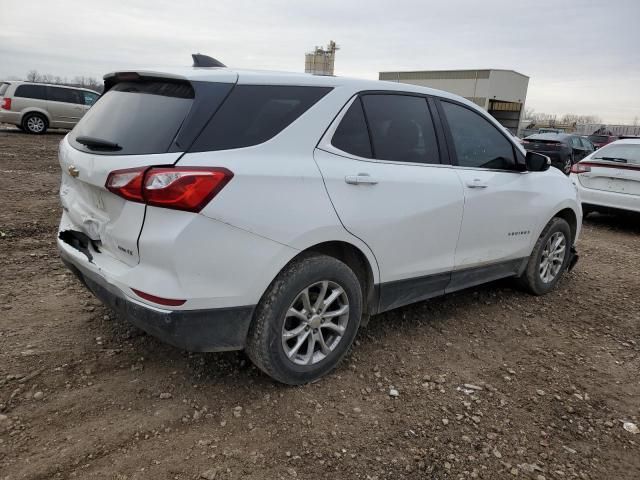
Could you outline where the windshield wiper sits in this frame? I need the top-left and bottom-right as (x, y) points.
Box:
(593, 156), (627, 163)
(75, 136), (122, 151)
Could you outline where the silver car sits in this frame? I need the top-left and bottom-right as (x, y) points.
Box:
(0, 81), (99, 134)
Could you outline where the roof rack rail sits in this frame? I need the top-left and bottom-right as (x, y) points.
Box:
(192, 53), (226, 68)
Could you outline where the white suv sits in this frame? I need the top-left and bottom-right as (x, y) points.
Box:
(58, 64), (581, 384)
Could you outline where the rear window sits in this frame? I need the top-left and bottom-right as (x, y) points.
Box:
(0, 83), (9, 96)
(69, 81), (195, 155)
(14, 84), (47, 100)
(190, 85), (332, 152)
(592, 143), (640, 165)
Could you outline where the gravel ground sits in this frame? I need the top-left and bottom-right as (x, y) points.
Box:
(1, 127), (639, 480)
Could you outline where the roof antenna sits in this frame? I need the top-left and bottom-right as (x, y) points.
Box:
(192, 53), (226, 68)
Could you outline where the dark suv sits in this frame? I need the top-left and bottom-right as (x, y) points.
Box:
(523, 133), (594, 174)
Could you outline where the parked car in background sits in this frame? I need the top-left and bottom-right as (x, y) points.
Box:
(0, 81), (99, 134)
(58, 63), (581, 384)
(523, 133), (594, 174)
(570, 138), (640, 215)
(539, 127), (565, 134)
(587, 134), (617, 149)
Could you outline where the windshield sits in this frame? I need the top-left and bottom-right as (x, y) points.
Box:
(69, 81), (194, 155)
(592, 143), (640, 165)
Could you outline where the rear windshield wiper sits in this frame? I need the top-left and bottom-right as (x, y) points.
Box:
(75, 136), (122, 151)
(593, 156), (628, 163)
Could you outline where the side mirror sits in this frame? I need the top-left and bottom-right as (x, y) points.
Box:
(526, 151), (550, 172)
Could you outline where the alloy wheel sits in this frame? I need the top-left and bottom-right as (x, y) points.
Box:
(539, 232), (566, 283)
(27, 116), (45, 133)
(281, 280), (350, 366)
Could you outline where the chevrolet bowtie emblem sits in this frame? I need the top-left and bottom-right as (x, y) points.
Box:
(68, 165), (80, 177)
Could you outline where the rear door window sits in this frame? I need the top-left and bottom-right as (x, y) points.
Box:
(14, 84), (47, 100)
(361, 94), (439, 164)
(441, 100), (516, 170)
(47, 86), (84, 104)
(331, 98), (372, 158)
(69, 81), (196, 155)
(190, 85), (332, 152)
(579, 137), (593, 150)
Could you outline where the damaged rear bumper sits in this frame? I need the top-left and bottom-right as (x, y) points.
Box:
(59, 247), (254, 352)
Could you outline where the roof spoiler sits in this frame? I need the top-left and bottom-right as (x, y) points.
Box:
(192, 53), (226, 68)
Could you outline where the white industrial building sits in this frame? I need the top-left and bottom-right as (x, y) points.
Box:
(379, 69), (529, 134)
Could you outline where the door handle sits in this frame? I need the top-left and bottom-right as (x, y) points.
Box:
(466, 178), (488, 189)
(345, 174), (378, 185)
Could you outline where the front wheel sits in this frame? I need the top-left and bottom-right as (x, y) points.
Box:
(246, 254), (363, 385)
(518, 217), (572, 295)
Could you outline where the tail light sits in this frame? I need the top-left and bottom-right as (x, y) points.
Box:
(570, 163), (591, 174)
(106, 166), (233, 212)
(1, 98), (11, 110)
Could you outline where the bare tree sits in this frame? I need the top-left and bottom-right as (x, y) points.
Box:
(560, 113), (602, 125)
(523, 106), (535, 120)
(26, 70), (40, 82)
(22, 70), (103, 92)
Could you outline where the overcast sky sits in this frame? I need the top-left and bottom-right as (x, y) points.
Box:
(1, 0), (639, 123)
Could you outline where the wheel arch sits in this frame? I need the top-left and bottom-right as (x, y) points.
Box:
(20, 108), (51, 125)
(553, 207), (578, 243)
(289, 240), (379, 316)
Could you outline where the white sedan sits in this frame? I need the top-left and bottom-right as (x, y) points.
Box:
(570, 139), (640, 215)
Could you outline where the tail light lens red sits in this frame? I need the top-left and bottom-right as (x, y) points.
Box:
(1, 98), (11, 110)
(105, 167), (145, 202)
(570, 163), (591, 174)
(131, 288), (186, 306)
(106, 166), (233, 212)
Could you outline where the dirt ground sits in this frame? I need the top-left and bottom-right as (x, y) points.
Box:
(0, 127), (639, 480)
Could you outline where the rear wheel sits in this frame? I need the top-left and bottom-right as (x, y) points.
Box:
(246, 254), (362, 385)
(518, 217), (572, 295)
(22, 113), (48, 134)
(563, 154), (574, 175)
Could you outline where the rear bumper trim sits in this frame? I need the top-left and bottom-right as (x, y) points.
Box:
(60, 252), (255, 352)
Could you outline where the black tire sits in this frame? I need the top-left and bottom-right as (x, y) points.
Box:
(22, 113), (48, 134)
(582, 205), (595, 218)
(246, 254), (363, 385)
(563, 154), (574, 175)
(518, 217), (572, 295)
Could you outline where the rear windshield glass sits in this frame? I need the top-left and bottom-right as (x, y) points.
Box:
(69, 81), (194, 155)
(592, 143), (640, 165)
(0, 83), (9, 96)
(190, 85), (332, 152)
